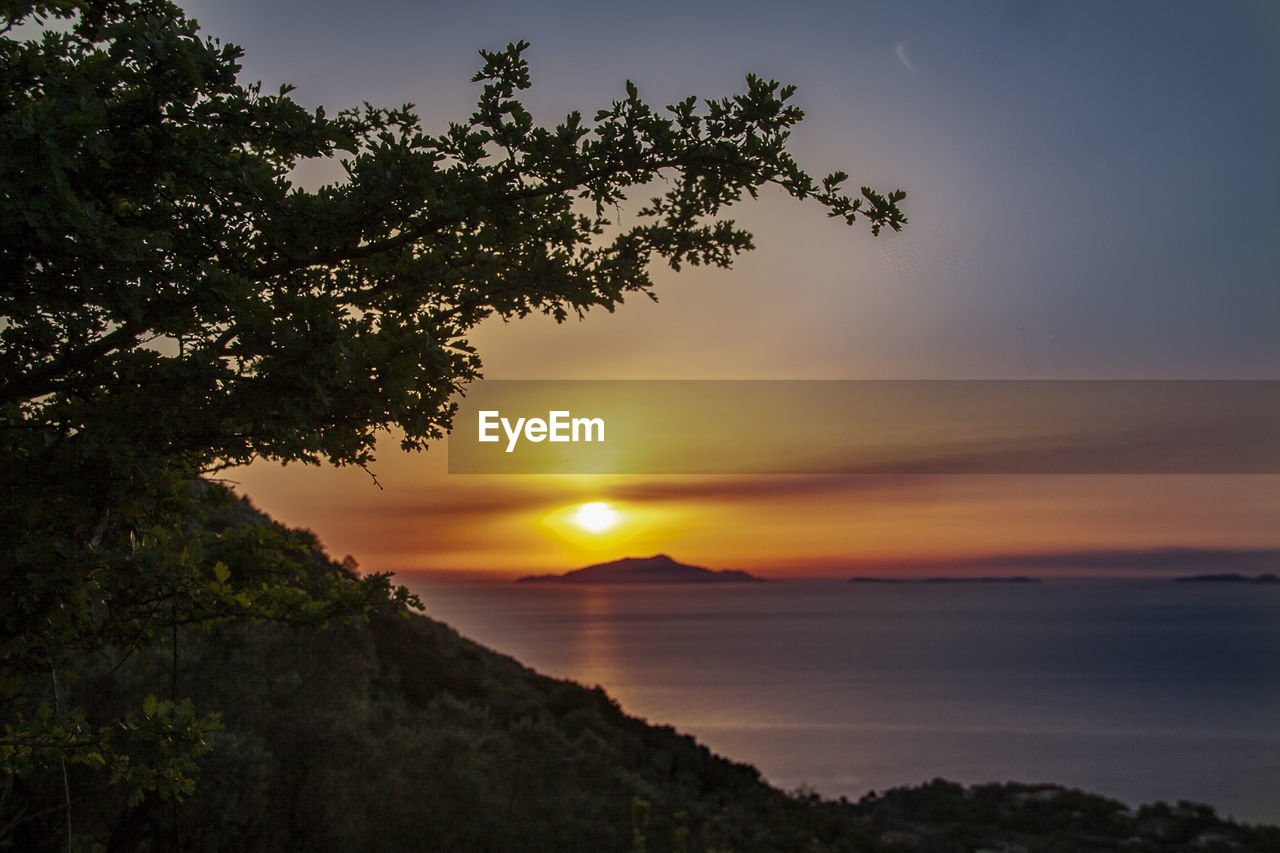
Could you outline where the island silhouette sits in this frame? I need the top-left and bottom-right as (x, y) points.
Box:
(517, 554), (765, 584)
(848, 576), (1041, 584)
(1174, 572), (1279, 584)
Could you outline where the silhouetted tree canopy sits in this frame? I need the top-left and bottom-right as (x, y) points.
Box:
(0, 0), (905, 807)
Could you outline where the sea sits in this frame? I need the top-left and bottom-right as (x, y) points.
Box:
(403, 577), (1280, 825)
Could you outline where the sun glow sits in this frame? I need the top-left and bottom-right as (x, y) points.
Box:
(540, 499), (651, 551)
(573, 501), (618, 532)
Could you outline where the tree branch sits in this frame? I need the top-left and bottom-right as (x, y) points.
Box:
(0, 321), (146, 408)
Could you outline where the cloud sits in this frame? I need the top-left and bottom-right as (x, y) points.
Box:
(847, 547), (1280, 574)
(348, 473), (947, 521)
(610, 473), (944, 504)
(823, 411), (1279, 475)
(895, 41), (916, 73)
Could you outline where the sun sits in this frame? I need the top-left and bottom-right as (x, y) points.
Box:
(573, 501), (618, 533)
(541, 500), (647, 549)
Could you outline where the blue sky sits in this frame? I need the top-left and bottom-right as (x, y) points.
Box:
(185, 0), (1279, 381)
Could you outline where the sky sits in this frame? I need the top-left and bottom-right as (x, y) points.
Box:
(182, 0), (1280, 578)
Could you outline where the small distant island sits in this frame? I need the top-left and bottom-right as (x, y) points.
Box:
(848, 576), (1042, 584)
(1174, 573), (1279, 584)
(517, 554), (765, 584)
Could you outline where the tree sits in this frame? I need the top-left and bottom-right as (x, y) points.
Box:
(0, 0), (905, 811)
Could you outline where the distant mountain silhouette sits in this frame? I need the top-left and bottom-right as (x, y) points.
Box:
(1174, 572), (1279, 584)
(848, 576), (1041, 584)
(517, 554), (764, 584)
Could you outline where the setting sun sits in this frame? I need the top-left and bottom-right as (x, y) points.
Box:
(539, 499), (654, 552)
(573, 501), (618, 532)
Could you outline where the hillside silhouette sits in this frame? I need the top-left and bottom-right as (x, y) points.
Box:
(12, 489), (1278, 851)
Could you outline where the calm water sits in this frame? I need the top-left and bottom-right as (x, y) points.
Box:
(405, 578), (1280, 825)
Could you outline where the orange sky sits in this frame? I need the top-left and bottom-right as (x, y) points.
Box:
(230, 440), (1279, 580)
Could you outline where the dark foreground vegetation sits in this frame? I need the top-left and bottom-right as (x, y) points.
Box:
(6, 490), (1277, 852)
(1, 2), (903, 827)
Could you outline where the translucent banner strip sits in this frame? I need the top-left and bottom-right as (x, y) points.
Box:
(446, 380), (1280, 475)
